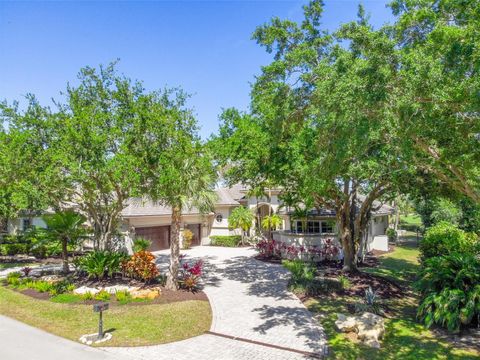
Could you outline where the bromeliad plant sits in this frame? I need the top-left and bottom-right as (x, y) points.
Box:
(78, 250), (128, 280)
(178, 255), (203, 291)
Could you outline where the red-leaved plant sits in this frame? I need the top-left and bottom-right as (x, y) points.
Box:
(178, 255), (203, 291)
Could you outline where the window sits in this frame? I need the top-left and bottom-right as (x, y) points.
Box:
(215, 214), (223, 223)
(293, 220), (335, 234)
(321, 221), (334, 234)
(22, 218), (31, 231)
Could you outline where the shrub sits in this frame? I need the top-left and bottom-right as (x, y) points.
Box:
(6, 272), (22, 286)
(132, 237), (151, 253)
(182, 229), (194, 249)
(30, 245), (47, 259)
(33, 281), (54, 293)
(210, 235), (242, 247)
(416, 252), (480, 332)
(386, 228), (397, 242)
(420, 222), (479, 260)
(122, 251), (159, 282)
(78, 251), (127, 279)
(178, 256), (203, 291)
(282, 259), (315, 284)
(338, 275), (352, 290)
(94, 290), (111, 301)
(115, 290), (132, 304)
(5, 243), (27, 256)
(82, 292), (94, 301)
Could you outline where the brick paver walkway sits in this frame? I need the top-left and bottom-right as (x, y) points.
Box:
(104, 246), (327, 359)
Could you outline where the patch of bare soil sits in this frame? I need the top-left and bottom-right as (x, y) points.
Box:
(19, 288), (51, 300)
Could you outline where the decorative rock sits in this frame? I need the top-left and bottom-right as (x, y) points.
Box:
(40, 275), (64, 283)
(335, 312), (385, 348)
(79, 332), (112, 345)
(335, 313), (357, 333)
(73, 286), (100, 295)
(103, 285), (138, 294)
(130, 287), (161, 300)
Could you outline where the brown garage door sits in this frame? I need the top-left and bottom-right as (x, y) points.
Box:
(185, 224), (201, 246)
(135, 226), (170, 251)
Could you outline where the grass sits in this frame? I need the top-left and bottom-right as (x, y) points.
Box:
(400, 214), (422, 227)
(0, 286), (211, 347)
(306, 244), (480, 359)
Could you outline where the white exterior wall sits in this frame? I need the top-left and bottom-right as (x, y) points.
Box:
(210, 206), (239, 238)
(7, 217), (46, 234)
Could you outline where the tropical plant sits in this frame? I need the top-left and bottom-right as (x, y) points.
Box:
(178, 256), (203, 291)
(261, 214), (282, 240)
(416, 253), (480, 332)
(6, 272), (21, 287)
(122, 250), (159, 283)
(282, 259), (316, 285)
(420, 222), (479, 261)
(182, 229), (194, 250)
(228, 206), (254, 245)
(43, 210), (87, 273)
(78, 250), (127, 279)
(94, 290), (111, 302)
(115, 290), (132, 304)
(355, 286), (383, 315)
(338, 275), (352, 290)
(21, 267), (32, 277)
(132, 237), (151, 253)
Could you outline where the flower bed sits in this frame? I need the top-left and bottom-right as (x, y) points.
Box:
(255, 238), (341, 262)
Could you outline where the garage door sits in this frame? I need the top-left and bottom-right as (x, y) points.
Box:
(135, 225), (170, 251)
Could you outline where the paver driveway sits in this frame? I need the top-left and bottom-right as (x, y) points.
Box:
(104, 246), (327, 359)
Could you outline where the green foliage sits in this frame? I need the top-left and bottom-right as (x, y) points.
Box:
(337, 275), (352, 290)
(94, 290), (111, 302)
(50, 293), (83, 304)
(78, 251), (127, 279)
(209, 235), (242, 247)
(115, 290), (132, 304)
(81, 292), (94, 301)
(6, 272), (21, 286)
(122, 251), (159, 283)
(386, 228), (397, 242)
(228, 206), (254, 232)
(282, 259), (315, 284)
(355, 286), (383, 315)
(420, 222), (479, 260)
(261, 214), (282, 231)
(416, 253), (480, 332)
(132, 237), (151, 253)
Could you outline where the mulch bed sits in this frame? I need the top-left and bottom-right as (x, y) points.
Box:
(322, 268), (403, 299)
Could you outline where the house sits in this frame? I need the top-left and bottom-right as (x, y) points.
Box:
(5, 184), (394, 253)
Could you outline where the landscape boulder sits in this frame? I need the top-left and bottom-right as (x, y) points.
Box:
(335, 312), (385, 348)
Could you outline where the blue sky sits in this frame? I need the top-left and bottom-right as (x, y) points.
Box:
(0, 1), (394, 139)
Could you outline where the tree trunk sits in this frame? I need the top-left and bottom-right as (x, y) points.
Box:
(61, 238), (69, 274)
(338, 204), (357, 272)
(166, 206), (181, 290)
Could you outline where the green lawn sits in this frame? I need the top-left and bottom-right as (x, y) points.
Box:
(0, 286), (211, 346)
(306, 245), (479, 359)
(400, 214), (422, 227)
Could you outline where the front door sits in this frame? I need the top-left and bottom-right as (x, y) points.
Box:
(185, 224), (202, 246)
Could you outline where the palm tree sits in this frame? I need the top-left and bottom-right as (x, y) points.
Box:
(161, 156), (217, 290)
(43, 210), (87, 274)
(228, 206), (254, 245)
(261, 214), (282, 239)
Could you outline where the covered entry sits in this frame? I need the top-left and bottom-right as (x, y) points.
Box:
(135, 225), (170, 251)
(185, 223), (202, 246)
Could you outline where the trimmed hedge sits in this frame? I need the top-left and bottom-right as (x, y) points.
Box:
(210, 235), (242, 247)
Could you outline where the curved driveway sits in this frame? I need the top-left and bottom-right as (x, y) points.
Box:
(104, 246), (327, 359)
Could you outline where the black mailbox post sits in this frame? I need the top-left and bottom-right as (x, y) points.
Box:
(93, 302), (109, 340)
